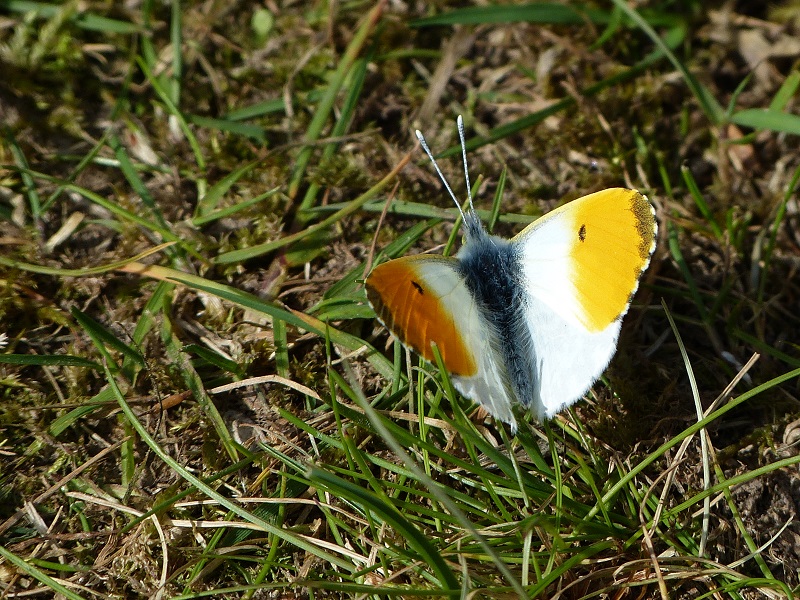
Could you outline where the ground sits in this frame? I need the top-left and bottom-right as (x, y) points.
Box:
(1, 1), (800, 598)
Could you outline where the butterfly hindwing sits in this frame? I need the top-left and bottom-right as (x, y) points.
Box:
(365, 254), (517, 425)
(365, 255), (477, 376)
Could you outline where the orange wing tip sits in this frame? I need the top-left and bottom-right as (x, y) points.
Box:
(623, 191), (658, 307)
(566, 189), (658, 332)
(630, 191), (658, 261)
(365, 259), (478, 377)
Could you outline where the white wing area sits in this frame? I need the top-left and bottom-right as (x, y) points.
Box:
(515, 208), (623, 417)
(413, 260), (517, 427)
(451, 360), (515, 430)
(522, 295), (621, 418)
(514, 211), (589, 330)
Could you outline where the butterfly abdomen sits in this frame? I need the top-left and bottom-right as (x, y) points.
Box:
(457, 234), (536, 411)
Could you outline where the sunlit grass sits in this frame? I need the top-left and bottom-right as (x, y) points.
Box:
(1, 1), (799, 598)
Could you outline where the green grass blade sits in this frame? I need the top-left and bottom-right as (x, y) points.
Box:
(681, 164), (723, 239)
(611, 0), (724, 124)
(666, 219), (709, 323)
(731, 108), (800, 135)
(159, 296), (240, 462)
(293, 53), (371, 228)
(71, 306), (145, 370)
(223, 98), (286, 120)
(187, 114), (267, 143)
(4, 128), (42, 222)
(120, 280), (172, 384)
(136, 56), (207, 193)
(758, 163), (800, 304)
(287, 2), (384, 200)
(307, 467), (461, 591)
(116, 262), (394, 378)
(215, 149), (412, 263)
(0, 353), (100, 369)
(108, 134), (173, 233)
(169, 0), (182, 107)
(101, 361), (358, 572)
(769, 69), (800, 112)
(0, 545), (87, 600)
(48, 388), (117, 437)
(193, 158), (261, 219)
(1, 0), (142, 33)
(411, 3), (614, 26)
(0, 241), (173, 277)
(192, 186), (280, 227)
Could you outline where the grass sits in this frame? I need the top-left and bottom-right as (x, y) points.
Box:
(1, 0), (800, 598)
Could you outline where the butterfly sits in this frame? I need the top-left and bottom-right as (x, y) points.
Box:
(365, 116), (657, 432)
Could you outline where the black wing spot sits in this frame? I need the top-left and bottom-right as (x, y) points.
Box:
(411, 281), (424, 294)
(578, 224), (587, 241)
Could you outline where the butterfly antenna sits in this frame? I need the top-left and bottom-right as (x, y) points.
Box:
(415, 128), (468, 223)
(456, 115), (476, 214)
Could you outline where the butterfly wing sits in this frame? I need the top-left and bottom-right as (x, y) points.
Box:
(365, 255), (517, 427)
(513, 188), (657, 417)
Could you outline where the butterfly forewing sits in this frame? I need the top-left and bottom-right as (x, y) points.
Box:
(515, 188), (656, 333)
(365, 255), (479, 377)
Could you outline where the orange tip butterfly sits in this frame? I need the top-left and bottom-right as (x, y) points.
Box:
(365, 117), (657, 432)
